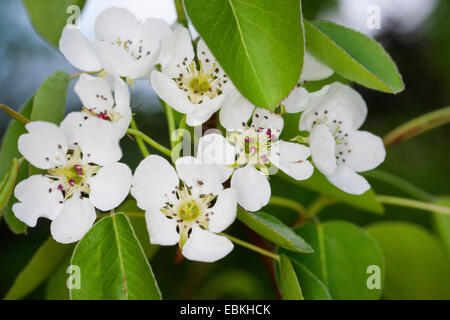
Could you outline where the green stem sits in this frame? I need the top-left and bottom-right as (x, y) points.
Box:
(308, 196), (337, 216)
(130, 118), (150, 157)
(68, 69), (102, 80)
(376, 195), (450, 215)
(174, 0), (189, 28)
(96, 211), (145, 220)
(0, 104), (30, 125)
(220, 233), (280, 261)
(269, 196), (308, 219)
(126, 128), (172, 157)
(160, 99), (177, 148)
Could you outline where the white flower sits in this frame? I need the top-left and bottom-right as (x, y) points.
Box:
(219, 52), (333, 130)
(131, 155), (236, 263)
(74, 74), (131, 138)
(59, 7), (171, 80)
(151, 27), (231, 126)
(200, 110), (314, 212)
(299, 82), (386, 195)
(12, 120), (132, 244)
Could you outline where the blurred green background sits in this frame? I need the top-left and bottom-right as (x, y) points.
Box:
(0, 0), (449, 299)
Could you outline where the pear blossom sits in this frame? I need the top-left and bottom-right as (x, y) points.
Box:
(219, 52), (333, 130)
(199, 110), (314, 212)
(12, 120), (132, 244)
(299, 82), (386, 195)
(74, 74), (131, 138)
(151, 27), (231, 126)
(131, 155), (236, 262)
(59, 7), (171, 80)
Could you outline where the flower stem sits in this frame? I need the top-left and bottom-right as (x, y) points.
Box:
(96, 211), (144, 220)
(68, 70), (102, 80)
(269, 196), (308, 219)
(130, 117), (150, 157)
(220, 233), (280, 261)
(174, 0), (189, 28)
(376, 195), (450, 215)
(160, 99), (177, 148)
(308, 196), (337, 216)
(126, 128), (172, 157)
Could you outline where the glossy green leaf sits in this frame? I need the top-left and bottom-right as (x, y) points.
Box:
(185, 0), (305, 109)
(305, 20), (404, 94)
(70, 213), (161, 300)
(433, 197), (450, 256)
(22, 0), (86, 47)
(0, 158), (24, 217)
(45, 255), (72, 300)
(278, 254), (303, 300)
(279, 171), (384, 214)
(237, 208), (313, 253)
(283, 220), (384, 300)
(290, 259), (331, 300)
(367, 222), (450, 300)
(4, 238), (74, 300)
(31, 71), (69, 123)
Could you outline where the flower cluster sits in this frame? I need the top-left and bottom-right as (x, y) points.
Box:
(11, 7), (385, 263)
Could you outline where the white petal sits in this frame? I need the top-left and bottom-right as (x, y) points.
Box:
(59, 25), (101, 71)
(18, 121), (68, 169)
(186, 94), (224, 126)
(151, 71), (194, 114)
(74, 74), (114, 111)
(175, 156), (224, 195)
(301, 52), (334, 81)
(252, 108), (284, 137)
(12, 175), (64, 227)
(197, 133), (236, 167)
(309, 124), (337, 175)
(93, 41), (137, 78)
(197, 39), (225, 78)
(326, 165), (371, 195)
(275, 141), (314, 180)
(219, 86), (255, 130)
(60, 112), (122, 166)
(182, 225), (234, 263)
(94, 7), (139, 43)
(300, 83), (367, 132)
(88, 162), (132, 211)
(135, 17), (172, 65)
(145, 210), (179, 246)
(159, 27), (195, 78)
(112, 77), (132, 138)
(231, 165), (271, 212)
(339, 130), (386, 172)
(50, 196), (96, 244)
(131, 155), (179, 211)
(282, 86), (310, 113)
(209, 188), (237, 233)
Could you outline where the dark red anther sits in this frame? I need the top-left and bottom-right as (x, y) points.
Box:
(57, 184), (63, 191)
(69, 179), (75, 187)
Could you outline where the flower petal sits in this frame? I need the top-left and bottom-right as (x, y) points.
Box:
(182, 225), (234, 262)
(94, 7), (139, 43)
(74, 74), (114, 111)
(282, 86), (310, 113)
(12, 175), (64, 227)
(252, 108), (284, 137)
(93, 41), (137, 78)
(326, 165), (371, 195)
(197, 133), (236, 167)
(309, 124), (337, 175)
(186, 94), (224, 126)
(231, 165), (271, 212)
(159, 27), (195, 78)
(145, 210), (180, 246)
(151, 71), (194, 114)
(59, 25), (101, 71)
(209, 188), (237, 233)
(301, 52), (334, 81)
(134, 17), (172, 66)
(112, 76), (132, 138)
(18, 121), (68, 169)
(219, 86), (255, 130)
(339, 130), (386, 172)
(60, 112), (122, 166)
(275, 141), (314, 180)
(197, 39), (226, 78)
(88, 162), (132, 211)
(131, 155), (179, 211)
(50, 196), (96, 244)
(300, 83), (367, 132)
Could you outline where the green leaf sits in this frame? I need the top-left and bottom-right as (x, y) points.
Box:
(45, 255), (72, 300)
(289, 259), (331, 300)
(278, 254), (303, 300)
(185, 0), (305, 109)
(304, 20), (404, 94)
(0, 158), (24, 217)
(433, 197), (450, 256)
(283, 220), (384, 300)
(4, 238), (74, 300)
(31, 71), (69, 123)
(237, 208), (313, 253)
(367, 222), (450, 300)
(22, 0), (86, 47)
(70, 213), (161, 300)
(279, 171), (384, 214)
